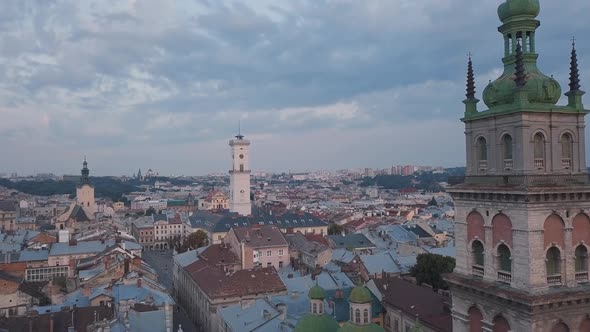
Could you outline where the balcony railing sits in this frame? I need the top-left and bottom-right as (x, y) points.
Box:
(504, 159), (513, 170)
(547, 274), (562, 286)
(449, 174), (590, 187)
(472, 265), (484, 278)
(576, 271), (588, 283)
(534, 158), (545, 169)
(562, 158), (572, 169)
(478, 160), (488, 172)
(498, 271), (511, 284)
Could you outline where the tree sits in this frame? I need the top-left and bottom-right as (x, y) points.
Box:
(145, 207), (156, 216)
(328, 222), (344, 235)
(410, 253), (456, 291)
(177, 230), (209, 253)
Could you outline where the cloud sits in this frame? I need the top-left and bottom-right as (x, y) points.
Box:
(0, 0), (588, 175)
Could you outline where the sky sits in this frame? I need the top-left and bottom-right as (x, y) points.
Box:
(0, 0), (589, 176)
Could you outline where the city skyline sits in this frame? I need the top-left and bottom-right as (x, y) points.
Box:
(1, 0), (589, 175)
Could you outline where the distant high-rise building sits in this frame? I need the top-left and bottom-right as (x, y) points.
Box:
(76, 158), (95, 219)
(229, 132), (251, 216)
(448, 1), (590, 331)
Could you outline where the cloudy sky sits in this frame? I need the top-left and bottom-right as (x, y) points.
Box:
(0, 0), (589, 176)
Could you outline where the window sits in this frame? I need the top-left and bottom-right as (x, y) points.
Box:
(575, 245), (588, 272)
(239, 164), (244, 172)
(278, 249), (284, 256)
(502, 134), (513, 169)
(472, 240), (484, 266)
(266, 250), (272, 257)
(394, 319), (400, 332)
(561, 133), (573, 168)
(477, 137), (488, 172)
(546, 246), (561, 277)
(312, 303), (317, 314)
(355, 309), (361, 324)
(497, 244), (511, 272)
(534, 133), (546, 169)
(363, 309), (369, 324)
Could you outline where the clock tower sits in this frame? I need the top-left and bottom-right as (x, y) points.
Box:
(229, 132), (251, 216)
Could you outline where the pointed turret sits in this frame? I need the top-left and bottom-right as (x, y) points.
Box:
(463, 54), (479, 116)
(566, 38), (585, 110)
(80, 157), (90, 185)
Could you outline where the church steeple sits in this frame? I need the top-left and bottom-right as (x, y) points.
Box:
(566, 38), (585, 110)
(81, 157), (90, 185)
(463, 54), (479, 116)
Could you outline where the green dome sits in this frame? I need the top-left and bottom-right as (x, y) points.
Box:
(482, 62), (561, 109)
(498, 0), (540, 22)
(337, 322), (385, 332)
(309, 285), (327, 300)
(294, 314), (339, 332)
(349, 285), (373, 304)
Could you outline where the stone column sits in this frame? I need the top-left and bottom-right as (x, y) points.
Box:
(564, 227), (575, 286)
(504, 36), (510, 57)
(484, 225), (495, 282)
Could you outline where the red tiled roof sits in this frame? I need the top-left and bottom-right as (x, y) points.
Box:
(374, 277), (452, 332)
(199, 244), (240, 266)
(185, 261), (286, 299)
(304, 233), (329, 246)
(232, 225), (288, 248)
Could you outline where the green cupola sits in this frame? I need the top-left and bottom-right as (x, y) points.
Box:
(482, 0), (561, 112)
(349, 284), (373, 304)
(294, 285), (339, 332)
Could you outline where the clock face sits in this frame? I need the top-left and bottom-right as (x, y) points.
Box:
(239, 154), (244, 159)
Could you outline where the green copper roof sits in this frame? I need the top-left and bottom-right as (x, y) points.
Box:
(309, 285), (327, 300)
(498, 0), (540, 23)
(337, 322), (385, 332)
(294, 314), (339, 332)
(349, 285), (372, 304)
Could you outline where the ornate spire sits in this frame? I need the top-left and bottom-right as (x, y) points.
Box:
(80, 158), (90, 185)
(569, 37), (581, 92)
(466, 53), (476, 100)
(514, 40), (527, 88)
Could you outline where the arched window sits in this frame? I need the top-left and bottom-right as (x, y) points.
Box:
(472, 241), (484, 266)
(468, 306), (483, 332)
(551, 322), (570, 332)
(318, 302), (323, 314)
(312, 303), (317, 314)
(355, 308), (361, 324)
(575, 245), (588, 273)
(561, 133), (573, 168)
(492, 315), (511, 332)
(363, 309), (369, 324)
(477, 137), (488, 172)
(546, 247), (562, 284)
(497, 244), (511, 272)
(502, 134), (513, 170)
(533, 133), (545, 169)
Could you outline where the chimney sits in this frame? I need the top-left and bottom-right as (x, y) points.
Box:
(82, 285), (91, 297)
(276, 304), (287, 321)
(137, 278), (142, 288)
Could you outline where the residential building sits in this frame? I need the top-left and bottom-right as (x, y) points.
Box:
(199, 190), (229, 211)
(0, 201), (18, 232)
(131, 219), (155, 250)
(285, 232), (332, 274)
(173, 244), (287, 332)
(447, 1), (590, 330)
(372, 277), (452, 332)
(327, 234), (376, 254)
(225, 225), (289, 270)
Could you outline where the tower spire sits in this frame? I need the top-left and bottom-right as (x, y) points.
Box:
(566, 37), (585, 110)
(569, 37), (581, 92)
(236, 120), (244, 140)
(463, 53), (479, 116)
(514, 40), (527, 88)
(466, 53), (476, 100)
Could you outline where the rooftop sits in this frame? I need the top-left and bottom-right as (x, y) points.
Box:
(233, 225), (288, 248)
(327, 234), (375, 250)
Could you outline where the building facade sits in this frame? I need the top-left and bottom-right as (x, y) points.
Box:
(229, 133), (252, 216)
(448, 1), (590, 331)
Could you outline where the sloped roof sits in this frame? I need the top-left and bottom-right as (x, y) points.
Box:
(327, 234), (375, 250)
(232, 225), (288, 248)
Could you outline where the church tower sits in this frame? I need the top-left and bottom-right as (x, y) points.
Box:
(448, 0), (590, 331)
(76, 158), (95, 219)
(229, 132), (251, 216)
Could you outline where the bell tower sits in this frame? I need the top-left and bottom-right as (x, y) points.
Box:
(76, 157), (95, 220)
(448, 1), (590, 331)
(229, 131), (251, 216)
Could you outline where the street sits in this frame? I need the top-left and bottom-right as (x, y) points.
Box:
(144, 250), (197, 332)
